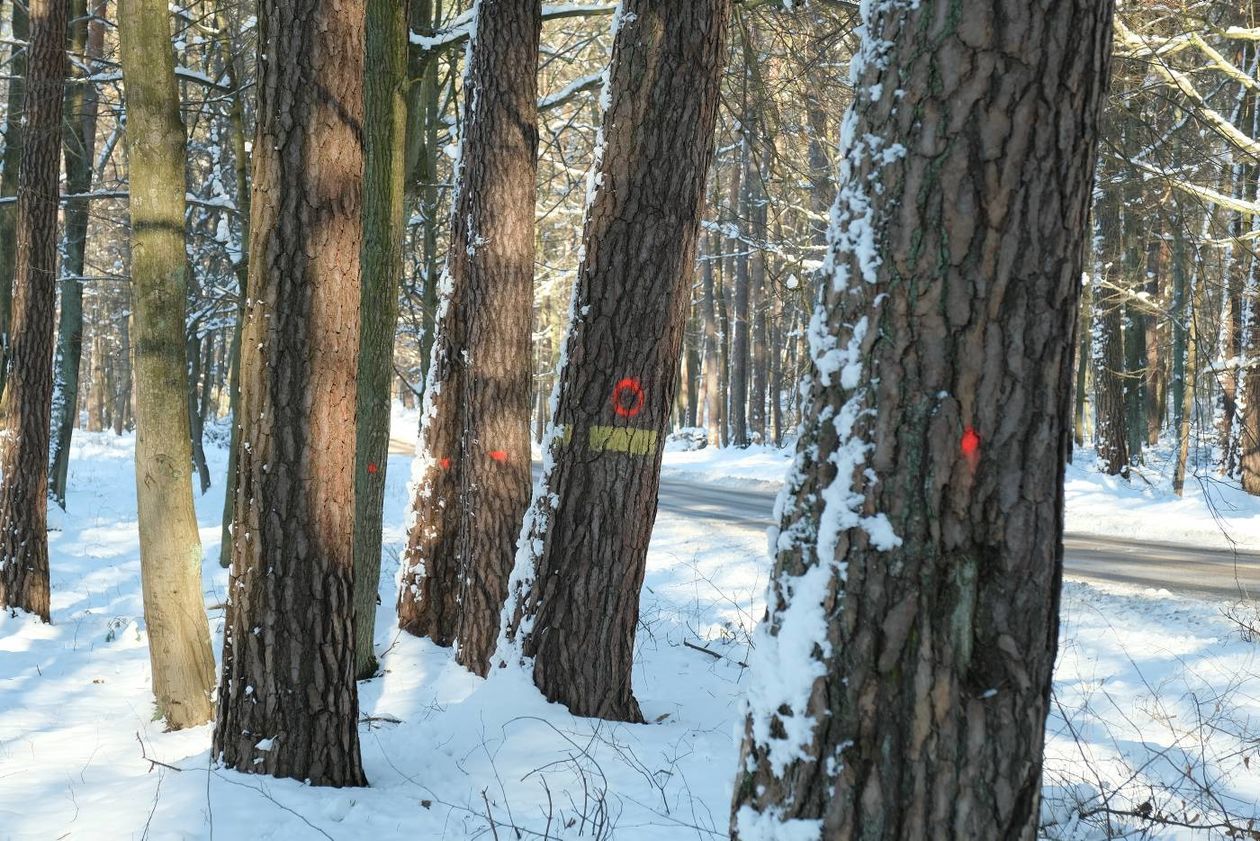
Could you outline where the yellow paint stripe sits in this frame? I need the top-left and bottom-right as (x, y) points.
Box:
(588, 424), (657, 456)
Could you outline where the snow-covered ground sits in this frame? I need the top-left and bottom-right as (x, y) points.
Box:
(0, 424), (1257, 839)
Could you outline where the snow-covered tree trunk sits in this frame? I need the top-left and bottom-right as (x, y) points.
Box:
(500, 0), (730, 722)
(730, 1), (1114, 838)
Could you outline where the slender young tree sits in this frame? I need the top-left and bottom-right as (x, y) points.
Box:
(49, 0), (105, 508)
(352, 0), (409, 679)
(397, 0), (541, 678)
(212, 0), (367, 787)
(117, 0), (217, 729)
(500, 0), (730, 721)
(729, 1), (1114, 839)
(0, 0), (67, 622)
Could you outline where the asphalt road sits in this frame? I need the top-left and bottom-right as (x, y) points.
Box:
(652, 473), (1260, 602)
(388, 436), (1260, 601)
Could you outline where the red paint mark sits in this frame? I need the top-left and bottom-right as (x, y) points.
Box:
(367, 462), (379, 474)
(960, 427), (980, 458)
(488, 450), (509, 463)
(611, 377), (645, 418)
(439, 456), (452, 470)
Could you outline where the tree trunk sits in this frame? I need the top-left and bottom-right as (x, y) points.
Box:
(117, 0), (217, 729)
(0, 0), (66, 622)
(112, 313), (132, 435)
(730, 1), (1113, 838)
(352, 0), (409, 680)
(448, 0), (540, 675)
(397, 0), (541, 675)
(217, 4), (250, 568)
(701, 228), (722, 447)
(212, 0), (367, 788)
(730, 132), (751, 448)
(1144, 235), (1165, 446)
(1171, 224), (1189, 495)
(1073, 279), (1092, 449)
(48, 0), (104, 508)
(505, 0), (730, 722)
(184, 329), (211, 492)
(0, 0), (27, 403)
(1093, 282), (1129, 476)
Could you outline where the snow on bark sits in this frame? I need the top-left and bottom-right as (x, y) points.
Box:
(737, 0), (912, 830)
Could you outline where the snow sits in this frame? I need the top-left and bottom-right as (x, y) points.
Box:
(1, 427), (1258, 839)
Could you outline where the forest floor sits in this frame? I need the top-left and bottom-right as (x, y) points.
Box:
(0, 416), (1258, 839)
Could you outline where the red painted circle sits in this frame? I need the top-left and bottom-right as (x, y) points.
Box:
(367, 462), (379, 474)
(611, 378), (645, 418)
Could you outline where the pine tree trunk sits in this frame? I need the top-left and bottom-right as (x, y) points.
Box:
(1144, 235), (1165, 446)
(449, 0), (540, 674)
(506, 0), (730, 722)
(113, 313), (132, 435)
(212, 0), (367, 787)
(1093, 283), (1129, 476)
(0, 0), (66, 622)
(117, 0), (217, 729)
(1240, 253), (1260, 494)
(701, 229), (723, 447)
(217, 6), (250, 569)
(749, 167), (768, 444)
(0, 0), (27, 403)
(684, 308), (701, 430)
(184, 330), (211, 491)
(48, 0), (103, 508)
(730, 1), (1113, 838)
(352, 0), (409, 680)
(1171, 225), (1190, 495)
(397, 0), (541, 673)
(730, 133), (751, 448)
(1073, 279), (1092, 448)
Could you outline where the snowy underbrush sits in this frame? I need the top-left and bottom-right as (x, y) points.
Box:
(1, 431), (1257, 839)
(1042, 582), (1260, 840)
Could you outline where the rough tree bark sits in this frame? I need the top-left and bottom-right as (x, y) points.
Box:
(448, 0), (540, 676)
(730, 1), (1114, 838)
(48, 0), (105, 509)
(352, 0), (409, 679)
(117, 0), (217, 729)
(503, 0), (730, 722)
(217, 2), (251, 568)
(212, 0), (367, 787)
(397, 0), (541, 676)
(0, 0), (67, 622)
(0, 0), (27, 403)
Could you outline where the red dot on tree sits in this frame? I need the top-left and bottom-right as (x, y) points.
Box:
(489, 450), (508, 463)
(439, 456), (452, 470)
(366, 462), (378, 474)
(961, 426), (980, 458)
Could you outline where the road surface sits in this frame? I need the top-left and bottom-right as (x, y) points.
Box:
(388, 436), (1260, 601)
